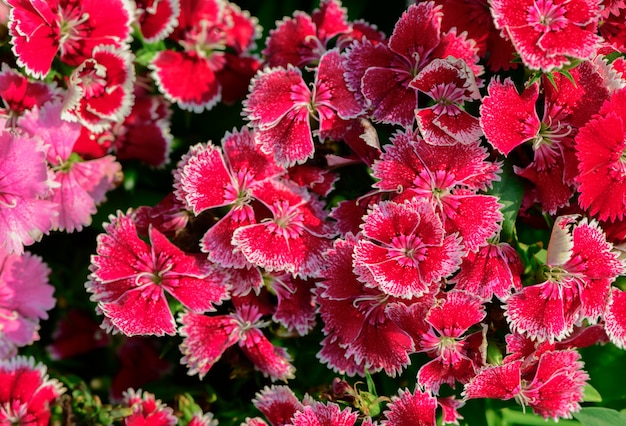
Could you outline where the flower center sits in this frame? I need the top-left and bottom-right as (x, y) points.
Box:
(527, 0), (567, 32)
(266, 201), (305, 239)
(388, 234), (426, 268)
(429, 83), (466, 116)
(57, 6), (91, 58)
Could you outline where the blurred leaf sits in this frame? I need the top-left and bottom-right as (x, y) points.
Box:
(487, 161), (524, 243)
(582, 384), (602, 403)
(501, 408), (580, 425)
(573, 408), (626, 426)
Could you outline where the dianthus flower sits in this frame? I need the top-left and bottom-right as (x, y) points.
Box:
(575, 87), (626, 221)
(86, 211), (230, 336)
(179, 301), (295, 381)
(388, 291), (486, 394)
(19, 101), (121, 233)
(150, 0), (261, 111)
(0, 128), (56, 254)
(244, 48), (363, 167)
(6, 0), (134, 78)
(410, 56), (482, 146)
(316, 234), (432, 376)
(344, 1), (480, 127)
(0, 64), (60, 128)
(262, 0), (383, 68)
(122, 388), (177, 426)
(0, 356), (64, 425)
(463, 350), (588, 421)
(0, 248), (55, 358)
(506, 215), (624, 342)
(62, 45), (136, 132)
(353, 198), (463, 299)
(490, 0), (601, 71)
(135, 0), (180, 43)
(372, 130), (502, 252)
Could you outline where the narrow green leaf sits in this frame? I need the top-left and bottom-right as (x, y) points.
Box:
(501, 408), (580, 425)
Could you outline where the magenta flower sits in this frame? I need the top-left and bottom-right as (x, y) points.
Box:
(316, 234), (425, 376)
(482, 62), (610, 214)
(86, 211), (230, 336)
(605, 288), (626, 349)
(353, 199), (463, 299)
(0, 129), (56, 255)
(20, 101), (122, 233)
(411, 57), (482, 146)
(150, 0), (260, 112)
(506, 215), (624, 342)
(389, 291), (487, 394)
(0, 356), (65, 425)
(575, 87), (626, 221)
(231, 179), (335, 278)
(450, 242), (523, 301)
(344, 2), (480, 127)
(288, 402), (358, 426)
(252, 385), (303, 426)
(244, 48), (363, 166)
(6, 0), (134, 78)
(62, 45), (135, 132)
(174, 127), (284, 270)
(463, 350), (588, 421)
(490, 0), (601, 71)
(0, 248), (55, 358)
(381, 388), (437, 426)
(372, 130), (502, 252)
(122, 388), (177, 426)
(179, 303), (295, 381)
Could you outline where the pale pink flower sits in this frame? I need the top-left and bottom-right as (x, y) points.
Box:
(0, 248), (55, 358)
(19, 101), (122, 233)
(0, 129), (56, 254)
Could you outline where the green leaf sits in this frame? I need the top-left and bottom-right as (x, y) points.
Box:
(501, 408), (580, 425)
(573, 407), (626, 426)
(487, 161), (525, 243)
(582, 383), (602, 402)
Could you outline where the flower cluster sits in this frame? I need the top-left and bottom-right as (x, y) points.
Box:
(2, 0), (626, 424)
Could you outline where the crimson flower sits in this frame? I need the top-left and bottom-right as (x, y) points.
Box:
(6, 0), (134, 78)
(575, 87), (626, 221)
(506, 215), (624, 342)
(490, 0), (601, 71)
(372, 130), (502, 252)
(122, 389), (177, 426)
(0, 356), (64, 425)
(150, 0), (261, 111)
(244, 48), (363, 167)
